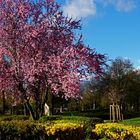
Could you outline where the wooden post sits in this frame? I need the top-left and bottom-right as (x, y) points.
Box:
(116, 105), (118, 121)
(110, 104), (121, 122)
(112, 103), (115, 122)
(110, 105), (112, 121)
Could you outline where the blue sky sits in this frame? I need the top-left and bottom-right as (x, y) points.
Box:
(57, 0), (140, 69)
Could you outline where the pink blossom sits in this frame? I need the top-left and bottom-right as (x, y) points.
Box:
(0, 0), (106, 103)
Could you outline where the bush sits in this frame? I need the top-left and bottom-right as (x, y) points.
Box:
(0, 115), (102, 140)
(0, 120), (86, 140)
(0, 120), (46, 140)
(1, 118), (140, 140)
(38, 116), (103, 140)
(62, 110), (109, 119)
(92, 123), (140, 140)
(0, 115), (29, 121)
(79, 110), (110, 120)
(39, 115), (62, 122)
(39, 115), (103, 124)
(46, 122), (86, 140)
(123, 111), (140, 119)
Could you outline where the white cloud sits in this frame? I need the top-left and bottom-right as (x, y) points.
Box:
(115, 0), (136, 12)
(63, 0), (96, 18)
(62, 0), (136, 19)
(98, 0), (136, 12)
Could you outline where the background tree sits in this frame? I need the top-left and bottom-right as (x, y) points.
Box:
(0, 0), (106, 119)
(0, 91), (6, 114)
(80, 79), (98, 111)
(85, 58), (134, 110)
(125, 70), (140, 111)
(101, 58), (133, 105)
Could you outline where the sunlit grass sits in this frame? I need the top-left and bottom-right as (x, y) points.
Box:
(121, 117), (140, 126)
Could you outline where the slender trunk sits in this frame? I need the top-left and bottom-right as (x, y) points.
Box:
(26, 100), (36, 120)
(40, 90), (48, 117)
(23, 103), (29, 115)
(51, 94), (54, 115)
(47, 88), (54, 115)
(2, 91), (6, 114)
(11, 106), (13, 115)
(24, 99), (40, 120)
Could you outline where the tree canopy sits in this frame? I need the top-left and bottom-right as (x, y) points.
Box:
(0, 0), (106, 119)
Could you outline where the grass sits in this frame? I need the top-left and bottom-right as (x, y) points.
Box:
(0, 114), (103, 125)
(121, 117), (140, 126)
(1, 114), (140, 127)
(0, 114), (29, 121)
(103, 117), (140, 126)
(39, 115), (103, 126)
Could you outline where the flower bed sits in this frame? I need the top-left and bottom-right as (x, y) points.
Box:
(0, 118), (140, 140)
(0, 120), (85, 140)
(45, 122), (85, 140)
(92, 123), (140, 140)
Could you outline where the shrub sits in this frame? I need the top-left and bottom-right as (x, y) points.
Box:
(45, 122), (86, 140)
(92, 123), (140, 140)
(39, 115), (62, 122)
(0, 115), (29, 121)
(0, 120), (46, 140)
(39, 115), (103, 124)
(39, 115), (102, 140)
(0, 120), (86, 140)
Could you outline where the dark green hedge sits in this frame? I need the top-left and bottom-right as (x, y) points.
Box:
(0, 120), (87, 140)
(39, 115), (103, 124)
(0, 115), (103, 140)
(0, 121), (46, 140)
(0, 115), (29, 121)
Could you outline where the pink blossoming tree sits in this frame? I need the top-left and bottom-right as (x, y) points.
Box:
(0, 0), (106, 120)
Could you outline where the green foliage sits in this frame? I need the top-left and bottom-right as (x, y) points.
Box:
(0, 120), (86, 140)
(39, 115), (62, 122)
(123, 111), (140, 119)
(1, 116), (140, 140)
(61, 109), (109, 120)
(0, 115), (29, 121)
(0, 120), (46, 140)
(0, 115), (103, 140)
(39, 115), (103, 124)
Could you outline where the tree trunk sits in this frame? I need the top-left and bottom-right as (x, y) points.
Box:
(23, 103), (29, 115)
(40, 90), (48, 117)
(18, 82), (51, 120)
(2, 91), (6, 114)
(26, 101), (37, 120)
(47, 88), (54, 115)
(25, 86), (49, 120)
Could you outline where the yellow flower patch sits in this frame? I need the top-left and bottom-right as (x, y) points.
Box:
(92, 123), (140, 140)
(45, 122), (83, 136)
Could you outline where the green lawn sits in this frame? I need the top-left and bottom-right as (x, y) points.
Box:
(121, 117), (140, 126)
